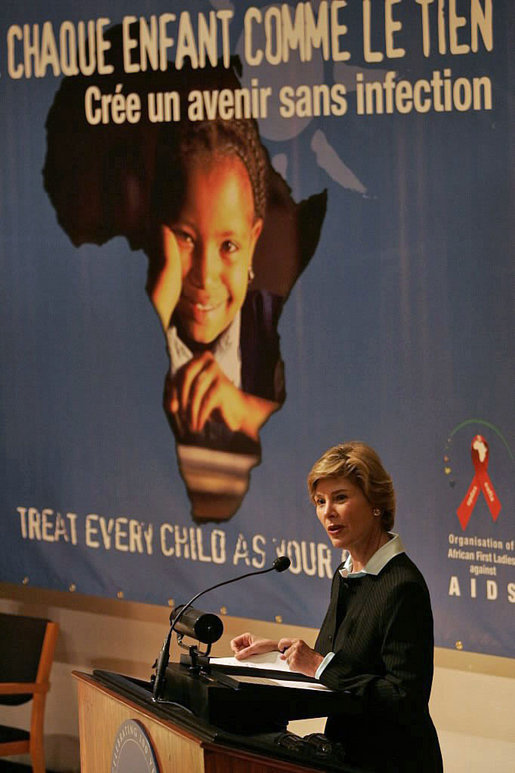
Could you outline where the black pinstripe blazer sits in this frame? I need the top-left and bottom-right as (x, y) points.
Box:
(315, 552), (443, 772)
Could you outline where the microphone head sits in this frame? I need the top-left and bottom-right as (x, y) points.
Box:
(273, 556), (291, 572)
(171, 605), (224, 644)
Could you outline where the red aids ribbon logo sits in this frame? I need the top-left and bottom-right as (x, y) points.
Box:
(456, 435), (501, 530)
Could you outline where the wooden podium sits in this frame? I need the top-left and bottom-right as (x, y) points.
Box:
(74, 671), (353, 773)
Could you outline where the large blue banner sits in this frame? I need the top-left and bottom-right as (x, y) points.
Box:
(1, 0), (513, 658)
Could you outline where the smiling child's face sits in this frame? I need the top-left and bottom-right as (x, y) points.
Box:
(167, 154), (263, 344)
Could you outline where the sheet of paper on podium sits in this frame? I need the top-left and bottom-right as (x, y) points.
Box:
(210, 652), (332, 691)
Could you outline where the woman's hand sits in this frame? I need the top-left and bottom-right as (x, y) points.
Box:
(278, 638), (324, 677)
(149, 226), (182, 330)
(165, 352), (279, 438)
(230, 633), (279, 660)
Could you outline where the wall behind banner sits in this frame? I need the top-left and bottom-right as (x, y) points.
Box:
(0, 0), (513, 663)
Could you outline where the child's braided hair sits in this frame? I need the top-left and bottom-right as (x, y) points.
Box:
(153, 116), (268, 223)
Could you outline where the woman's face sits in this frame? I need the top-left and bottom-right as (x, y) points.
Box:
(168, 154), (263, 344)
(314, 476), (380, 555)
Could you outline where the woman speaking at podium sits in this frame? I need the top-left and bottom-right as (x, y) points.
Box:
(231, 441), (443, 772)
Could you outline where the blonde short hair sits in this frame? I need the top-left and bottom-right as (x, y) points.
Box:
(307, 441), (396, 531)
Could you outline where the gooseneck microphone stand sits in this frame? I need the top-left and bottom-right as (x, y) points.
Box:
(152, 556), (291, 701)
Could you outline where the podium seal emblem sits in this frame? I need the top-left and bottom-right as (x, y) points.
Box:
(111, 719), (159, 773)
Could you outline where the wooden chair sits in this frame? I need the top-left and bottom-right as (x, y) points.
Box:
(0, 613), (59, 773)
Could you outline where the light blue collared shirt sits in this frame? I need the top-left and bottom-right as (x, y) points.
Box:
(315, 533), (405, 680)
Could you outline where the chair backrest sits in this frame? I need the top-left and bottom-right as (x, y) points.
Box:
(0, 613), (53, 706)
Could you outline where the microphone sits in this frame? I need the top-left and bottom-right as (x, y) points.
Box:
(152, 555), (291, 701)
(272, 556), (290, 572)
(171, 605), (224, 645)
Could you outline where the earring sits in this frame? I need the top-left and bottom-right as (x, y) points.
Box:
(373, 508), (381, 517)
(248, 266), (255, 283)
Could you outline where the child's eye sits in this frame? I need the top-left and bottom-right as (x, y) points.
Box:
(315, 498), (325, 507)
(173, 229), (194, 247)
(221, 239), (238, 255)
(335, 494), (347, 502)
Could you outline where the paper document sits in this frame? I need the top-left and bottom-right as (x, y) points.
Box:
(210, 653), (333, 692)
(211, 651), (291, 671)
(241, 675), (332, 691)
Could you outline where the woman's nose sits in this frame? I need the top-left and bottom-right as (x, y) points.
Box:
(325, 499), (337, 518)
(189, 242), (221, 288)
(323, 500), (336, 518)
